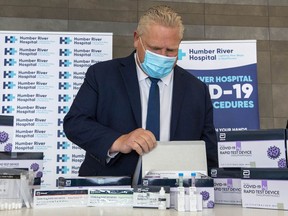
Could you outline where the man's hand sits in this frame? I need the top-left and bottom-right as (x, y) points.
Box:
(110, 128), (157, 155)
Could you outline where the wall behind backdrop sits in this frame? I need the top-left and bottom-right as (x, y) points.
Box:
(0, 0), (287, 129)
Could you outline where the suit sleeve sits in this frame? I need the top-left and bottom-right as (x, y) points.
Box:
(63, 65), (122, 166)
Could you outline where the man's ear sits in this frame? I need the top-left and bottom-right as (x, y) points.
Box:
(133, 31), (140, 49)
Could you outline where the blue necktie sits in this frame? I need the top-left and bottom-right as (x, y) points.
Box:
(133, 77), (160, 186)
(146, 77), (160, 140)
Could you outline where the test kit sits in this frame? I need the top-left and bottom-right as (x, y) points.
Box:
(217, 129), (287, 168)
(88, 188), (133, 207)
(133, 186), (170, 209)
(241, 168), (288, 210)
(57, 176), (131, 188)
(33, 188), (88, 208)
(142, 173), (214, 209)
(211, 168), (242, 205)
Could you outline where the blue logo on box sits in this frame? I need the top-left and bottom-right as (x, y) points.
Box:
(5, 36), (17, 43)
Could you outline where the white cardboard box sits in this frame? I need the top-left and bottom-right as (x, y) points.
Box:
(211, 168), (242, 205)
(33, 188), (88, 208)
(88, 188), (133, 207)
(241, 168), (288, 210)
(217, 129), (287, 168)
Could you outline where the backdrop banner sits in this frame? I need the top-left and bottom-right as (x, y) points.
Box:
(0, 31), (112, 187)
(177, 40), (259, 132)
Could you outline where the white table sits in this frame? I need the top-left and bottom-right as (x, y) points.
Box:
(0, 205), (287, 216)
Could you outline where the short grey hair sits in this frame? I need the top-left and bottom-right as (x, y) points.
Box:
(137, 5), (184, 40)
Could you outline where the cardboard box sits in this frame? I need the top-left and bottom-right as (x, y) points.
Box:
(211, 168), (242, 204)
(57, 176), (131, 188)
(0, 169), (24, 210)
(88, 188), (133, 207)
(133, 186), (170, 209)
(33, 188), (88, 208)
(0, 152), (43, 185)
(142, 175), (214, 209)
(217, 129), (287, 168)
(241, 168), (288, 210)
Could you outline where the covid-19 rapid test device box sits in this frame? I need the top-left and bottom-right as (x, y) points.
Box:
(217, 129), (287, 168)
(210, 168), (242, 205)
(241, 168), (288, 210)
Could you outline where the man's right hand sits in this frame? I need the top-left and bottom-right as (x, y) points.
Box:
(109, 128), (157, 156)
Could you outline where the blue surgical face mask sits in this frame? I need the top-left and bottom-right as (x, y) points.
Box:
(139, 38), (177, 79)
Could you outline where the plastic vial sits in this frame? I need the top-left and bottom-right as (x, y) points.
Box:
(177, 186), (185, 211)
(178, 172), (184, 187)
(158, 187), (167, 210)
(196, 193), (203, 211)
(189, 186), (197, 211)
(191, 172), (196, 187)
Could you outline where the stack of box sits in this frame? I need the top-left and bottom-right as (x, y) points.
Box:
(142, 171), (214, 209)
(34, 176), (133, 208)
(213, 129), (288, 210)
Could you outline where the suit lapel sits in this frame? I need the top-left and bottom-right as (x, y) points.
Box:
(170, 66), (187, 139)
(119, 53), (142, 128)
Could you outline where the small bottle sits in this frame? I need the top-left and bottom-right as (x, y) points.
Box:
(158, 187), (167, 210)
(189, 186), (197, 211)
(196, 193), (203, 211)
(177, 186), (185, 211)
(178, 172), (184, 187)
(191, 172), (196, 187)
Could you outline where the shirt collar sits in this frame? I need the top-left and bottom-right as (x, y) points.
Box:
(134, 53), (173, 86)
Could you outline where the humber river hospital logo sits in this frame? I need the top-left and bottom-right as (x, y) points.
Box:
(2, 35), (17, 114)
(178, 49), (186, 60)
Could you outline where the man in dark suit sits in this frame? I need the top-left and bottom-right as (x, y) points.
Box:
(63, 5), (218, 178)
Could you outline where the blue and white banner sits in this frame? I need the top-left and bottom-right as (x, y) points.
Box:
(0, 31), (113, 188)
(177, 40), (259, 132)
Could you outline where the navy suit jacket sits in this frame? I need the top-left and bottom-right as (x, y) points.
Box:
(63, 52), (218, 177)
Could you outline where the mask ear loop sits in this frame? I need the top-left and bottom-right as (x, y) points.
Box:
(139, 37), (146, 51)
(136, 36), (147, 70)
